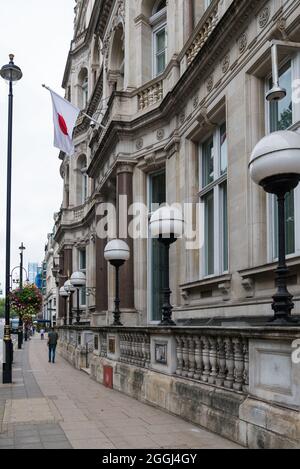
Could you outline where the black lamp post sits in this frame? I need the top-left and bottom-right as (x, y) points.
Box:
(1, 54), (23, 384)
(104, 240), (130, 326)
(70, 272), (86, 325)
(249, 130), (300, 325)
(150, 207), (184, 326)
(63, 280), (76, 326)
(18, 243), (25, 349)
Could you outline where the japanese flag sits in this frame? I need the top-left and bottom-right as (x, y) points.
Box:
(49, 89), (80, 156)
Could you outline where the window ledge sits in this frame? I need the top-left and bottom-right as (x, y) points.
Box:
(180, 273), (232, 292)
(238, 256), (300, 279)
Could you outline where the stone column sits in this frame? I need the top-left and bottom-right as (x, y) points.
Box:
(58, 247), (73, 323)
(95, 195), (108, 313)
(184, 0), (194, 41)
(117, 163), (135, 311)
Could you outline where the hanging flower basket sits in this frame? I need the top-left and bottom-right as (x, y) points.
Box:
(10, 284), (43, 319)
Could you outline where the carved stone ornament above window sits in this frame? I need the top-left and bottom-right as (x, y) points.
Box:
(156, 129), (165, 141)
(258, 6), (270, 29)
(238, 32), (248, 54)
(136, 138), (144, 150)
(222, 54), (230, 74)
(207, 75), (214, 92)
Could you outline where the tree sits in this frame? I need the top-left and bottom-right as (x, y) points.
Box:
(0, 298), (5, 318)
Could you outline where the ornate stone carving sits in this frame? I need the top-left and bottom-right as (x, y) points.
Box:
(179, 112), (185, 125)
(156, 129), (165, 141)
(136, 138), (144, 150)
(258, 6), (270, 29)
(222, 54), (230, 74)
(206, 75), (214, 92)
(238, 32), (248, 54)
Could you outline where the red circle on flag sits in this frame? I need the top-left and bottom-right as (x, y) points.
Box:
(58, 113), (68, 136)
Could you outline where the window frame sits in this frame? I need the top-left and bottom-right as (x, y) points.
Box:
(265, 53), (300, 262)
(150, 6), (167, 78)
(147, 169), (166, 324)
(199, 123), (229, 279)
(78, 248), (87, 308)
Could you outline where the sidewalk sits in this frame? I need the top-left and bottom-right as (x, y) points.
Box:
(0, 335), (242, 449)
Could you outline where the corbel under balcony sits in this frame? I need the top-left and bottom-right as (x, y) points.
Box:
(180, 273), (232, 303)
(239, 256), (300, 296)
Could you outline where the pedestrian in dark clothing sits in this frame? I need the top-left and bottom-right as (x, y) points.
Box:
(47, 328), (59, 363)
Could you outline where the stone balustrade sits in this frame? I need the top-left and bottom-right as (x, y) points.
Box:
(137, 80), (163, 111)
(186, 6), (219, 66)
(58, 326), (254, 394)
(174, 333), (248, 392)
(119, 332), (151, 368)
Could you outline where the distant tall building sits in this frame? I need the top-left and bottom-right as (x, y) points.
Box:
(28, 263), (39, 285)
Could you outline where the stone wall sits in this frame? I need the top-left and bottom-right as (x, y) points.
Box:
(58, 325), (300, 448)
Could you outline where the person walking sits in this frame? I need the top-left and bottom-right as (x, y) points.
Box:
(47, 327), (59, 364)
(40, 328), (45, 340)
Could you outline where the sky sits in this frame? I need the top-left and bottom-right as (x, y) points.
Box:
(0, 0), (75, 296)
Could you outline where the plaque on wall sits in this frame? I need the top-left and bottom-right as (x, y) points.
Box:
(108, 337), (116, 354)
(155, 343), (168, 364)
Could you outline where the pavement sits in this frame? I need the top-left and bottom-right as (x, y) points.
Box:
(0, 335), (242, 449)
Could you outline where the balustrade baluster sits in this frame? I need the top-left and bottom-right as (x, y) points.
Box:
(216, 336), (226, 387)
(233, 337), (244, 391)
(208, 337), (218, 384)
(224, 337), (234, 389)
(201, 336), (210, 382)
(175, 336), (183, 376)
(188, 337), (196, 378)
(181, 336), (189, 377)
(242, 339), (249, 393)
(194, 336), (202, 380)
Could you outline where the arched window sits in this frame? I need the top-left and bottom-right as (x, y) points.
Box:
(150, 0), (167, 77)
(78, 68), (88, 109)
(109, 23), (125, 91)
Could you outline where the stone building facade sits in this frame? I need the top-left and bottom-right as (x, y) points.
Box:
(53, 0), (300, 327)
(51, 0), (300, 448)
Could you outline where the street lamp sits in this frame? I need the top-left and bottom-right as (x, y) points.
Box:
(59, 287), (69, 326)
(249, 130), (300, 324)
(104, 240), (130, 326)
(1, 54), (23, 384)
(70, 272), (86, 325)
(149, 206), (184, 326)
(64, 280), (76, 325)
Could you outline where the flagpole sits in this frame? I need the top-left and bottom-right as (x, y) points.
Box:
(42, 84), (106, 129)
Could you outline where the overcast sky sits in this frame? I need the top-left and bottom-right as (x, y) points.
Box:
(0, 0), (75, 296)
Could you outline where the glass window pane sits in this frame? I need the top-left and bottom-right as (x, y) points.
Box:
(80, 287), (86, 306)
(269, 62), (292, 132)
(79, 250), (86, 270)
(202, 137), (214, 187)
(221, 182), (228, 271)
(274, 191), (295, 257)
(204, 191), (214, 275)
(150, 172), (166, 209)
(149, 172), (167, 321)
(156, 52), (165, 75)
(220, 123), (227, 175)
(156, 29), (166, 53)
